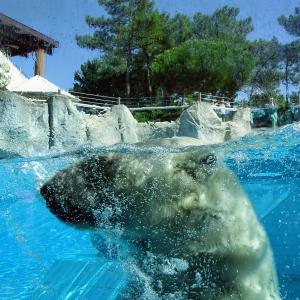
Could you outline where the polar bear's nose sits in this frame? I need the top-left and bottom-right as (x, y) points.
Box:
(40, 182), (95, 224)
(40, 183), (60, 216)
(40, 184), (54, 205)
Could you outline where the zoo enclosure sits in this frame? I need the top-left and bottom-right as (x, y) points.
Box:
(68, 91), (237, 113)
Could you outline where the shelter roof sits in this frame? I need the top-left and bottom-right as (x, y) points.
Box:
(0, 13), (59, 56)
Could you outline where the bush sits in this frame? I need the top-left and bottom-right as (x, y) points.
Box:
(133, 109), (183, 122)
(250, 92), (287, 109)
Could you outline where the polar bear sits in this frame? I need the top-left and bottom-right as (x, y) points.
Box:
(40, 140), (280, 300)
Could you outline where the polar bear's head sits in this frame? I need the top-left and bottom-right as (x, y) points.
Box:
(41, 150), (216, 224)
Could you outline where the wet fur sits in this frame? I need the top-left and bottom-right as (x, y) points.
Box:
(41, 151), (281, 299)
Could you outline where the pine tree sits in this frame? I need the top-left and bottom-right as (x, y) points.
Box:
(278, 8), (300, 101)
(278, 7), (300, 37)
(76, 0), (156, 97)
(193, 6), (253, 43)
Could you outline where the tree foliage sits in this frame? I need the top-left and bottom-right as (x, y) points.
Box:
(278, 8), (300, 101)
(168, 13), (193, 46)
(279, 40), (300, 101)
(76, 0), (157, 96)
(75, 1), (300, 105)
(246, 8), (300, 104)
(248, 38), (282, 98)
(151, 39), (255, 97)
(193, 6), (253, 43)
(74, 57), (126, 96)
(250, 91), (286, 108)
(278, 7), (300, 37)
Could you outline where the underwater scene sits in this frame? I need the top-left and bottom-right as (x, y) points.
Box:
(0, 124), (299, 300)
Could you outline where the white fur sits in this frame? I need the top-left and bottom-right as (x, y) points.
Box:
(42, 143), (281, 299)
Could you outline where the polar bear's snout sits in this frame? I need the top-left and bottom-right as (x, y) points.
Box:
(40, 184), (59, 215)
(41, 180), (96, 224)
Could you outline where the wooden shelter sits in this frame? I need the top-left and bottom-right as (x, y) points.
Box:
(0, 13), (59, 76)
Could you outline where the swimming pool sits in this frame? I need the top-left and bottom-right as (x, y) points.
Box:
(0, 124), (299, 299)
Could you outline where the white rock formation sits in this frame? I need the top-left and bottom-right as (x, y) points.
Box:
(48, 95), (87, 151)
(85, 113), (120, 147)
(110, 105), (139, 143)
(0, 92), (252, 157)
(226, 108), (252, 141)
(0, 91), (48, 156)
(84, 105), (139, 147)
(49, 99), (140, 150)
(138, 121), (177, 142)
(176, 102), (227, 144)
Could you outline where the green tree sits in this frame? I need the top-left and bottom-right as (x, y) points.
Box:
(73, 57), (126, 96)
(278, 7), (300, 37)
(76, 0), (156, 97)
(132, 10), (168, 96)
(247, 38), (282, 99)
(136, 12), (194, 95)
(279, 41), (300, 102)
(75, 3), (257, 98)
(278, 8), (300, 102)
(168, 13), (193, 46)
(151, 39), (255, 97)
(250, 91), (285, 108)
(192, 6), (253, 43)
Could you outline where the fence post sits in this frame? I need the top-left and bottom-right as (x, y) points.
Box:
(198, 92), (202, 102)
(118, 97), (121, 105)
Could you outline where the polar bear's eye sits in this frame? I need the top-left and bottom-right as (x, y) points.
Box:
(200, 154), (217, 166)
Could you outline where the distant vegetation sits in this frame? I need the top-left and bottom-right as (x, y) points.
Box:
(133, 109), (183, 123)
(74, 1), (300, 107)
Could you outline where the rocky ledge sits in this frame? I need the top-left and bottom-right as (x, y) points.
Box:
(0, 91), (252, 157)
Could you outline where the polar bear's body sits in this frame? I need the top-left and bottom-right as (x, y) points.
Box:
(41, 140), (280, 299)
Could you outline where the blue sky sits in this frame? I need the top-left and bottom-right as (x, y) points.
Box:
(0, 0), (298, 90)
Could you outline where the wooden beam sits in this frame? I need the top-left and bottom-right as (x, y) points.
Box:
(35, 48), (45, 76)
(0, 13), (59, 48)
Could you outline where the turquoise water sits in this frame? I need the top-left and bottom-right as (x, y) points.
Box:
(0, 124), (299, 299)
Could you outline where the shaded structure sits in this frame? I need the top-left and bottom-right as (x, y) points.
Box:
(0, 13), (59, 76)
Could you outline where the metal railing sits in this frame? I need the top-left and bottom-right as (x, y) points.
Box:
(68, 90), (236, 112)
